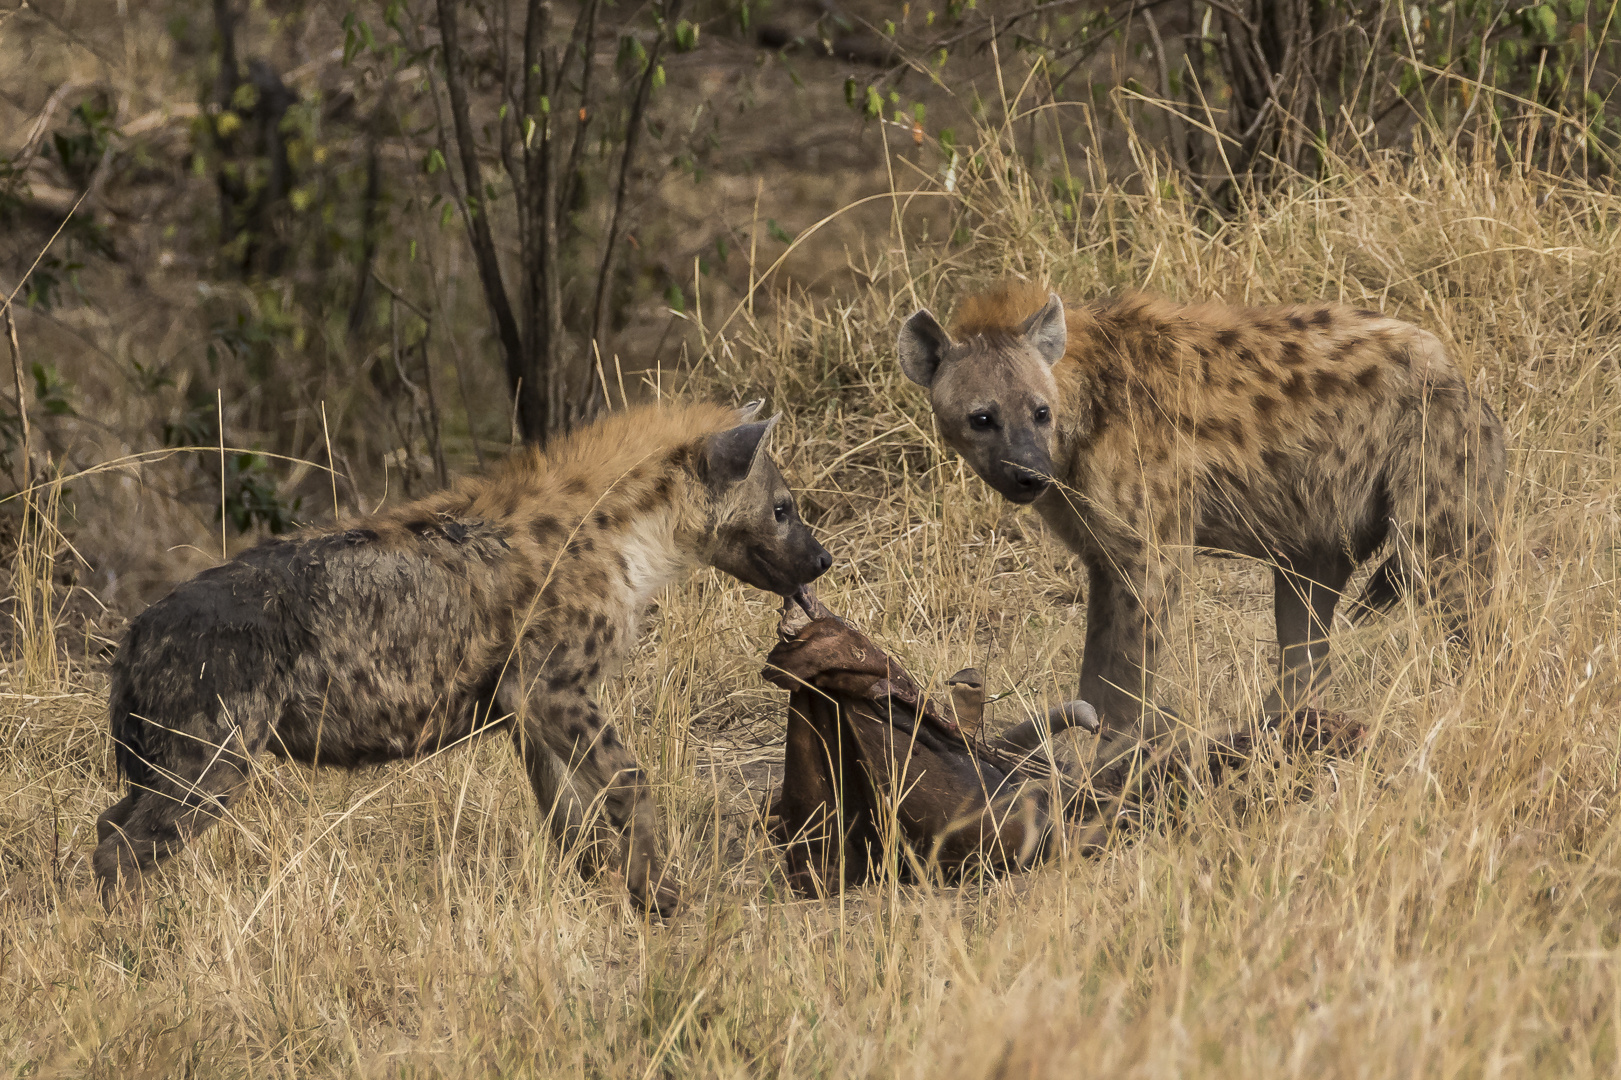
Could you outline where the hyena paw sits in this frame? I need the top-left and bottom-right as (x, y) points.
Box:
(630, 872), (683, 920)
(92, 847), (145, 910)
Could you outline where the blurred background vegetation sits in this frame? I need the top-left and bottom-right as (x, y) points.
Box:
(0, 0), (1616, 617)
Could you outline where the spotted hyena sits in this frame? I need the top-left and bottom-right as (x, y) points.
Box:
(897, 281), (1505, 776)
(94, 401), (831, 916)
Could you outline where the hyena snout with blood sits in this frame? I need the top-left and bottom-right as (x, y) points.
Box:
(94, 401), (830, 918)
(898, 281), (1505, 769)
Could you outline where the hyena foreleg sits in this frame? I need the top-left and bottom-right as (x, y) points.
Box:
(508, 681), (679, 917)
(1264, 551), (1354, 719)
(1077, 545), (1186, 790)
(512, 727), (612, 875)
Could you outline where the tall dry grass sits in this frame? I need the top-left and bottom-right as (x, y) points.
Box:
(4, 117), (1621, 1077)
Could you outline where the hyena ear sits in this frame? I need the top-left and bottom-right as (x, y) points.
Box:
(703, 413), (781, 489)
(897, 308), (953, 388)
(1019, 292), (1067, 366)
(735, 398), (766, 423)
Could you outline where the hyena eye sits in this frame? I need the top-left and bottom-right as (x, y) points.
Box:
(774, 501), (790, 523)
(1033, 405), (1051, 424)
(968, 412), (995, 431)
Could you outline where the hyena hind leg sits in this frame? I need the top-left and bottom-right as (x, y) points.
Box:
(95, 791), (139, 844)
(93, 704), (270, 900)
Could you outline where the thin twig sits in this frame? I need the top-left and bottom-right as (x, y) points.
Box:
(588, 0), (681, 416)
(4, 309), (30, 495)
(2, 189), (91, 319)
(434, 0), (528, 432)
(217, 389), (227, 561)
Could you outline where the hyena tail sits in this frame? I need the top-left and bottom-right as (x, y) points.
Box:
(107, 672), (150, 787)
(1355, 378), (1506, 639)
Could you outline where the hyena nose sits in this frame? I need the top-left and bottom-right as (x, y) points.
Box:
(813, 548), (833, 576)
(1012, 467), (1048, 492)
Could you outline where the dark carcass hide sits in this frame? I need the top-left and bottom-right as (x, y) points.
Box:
(760, 592), (1367, 898)
(762, 597), (1079, 897)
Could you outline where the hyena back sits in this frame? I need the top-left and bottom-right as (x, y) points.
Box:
(898, 282), (1505, 765)
(94, 401), (831, 916)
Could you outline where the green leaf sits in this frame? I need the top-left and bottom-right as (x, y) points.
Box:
(342, 17), (364, 66)
(1533, 3), (1559, 39)
(674, 19), (699, 51)
(844, 76), (859, 110)
(425, 148), (446, 175)
(1398, 63), (1421, 98)
(664, 282), (686, 312)
(767, 218), (793, 243)
(440, 202), (456, 229)
(864, 85), (883, 118)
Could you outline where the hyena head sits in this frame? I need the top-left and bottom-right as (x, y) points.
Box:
(697, 404), (832, 595)
(897, 292), (1066, 504)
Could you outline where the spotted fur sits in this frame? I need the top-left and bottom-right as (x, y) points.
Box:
(899, 281), (1505, 767)
(94, 401), (831, 916)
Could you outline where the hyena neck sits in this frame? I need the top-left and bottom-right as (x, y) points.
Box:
(459, 401), (739, 611)
(1051, 357), (1100, 455)
(615, 496), (704, 610)
(496, 455), (707, 613)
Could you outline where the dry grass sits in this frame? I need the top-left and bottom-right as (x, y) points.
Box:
(4, 128), (1621, 1076)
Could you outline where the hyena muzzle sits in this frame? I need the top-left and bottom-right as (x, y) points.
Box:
(93, 401), (831, 916)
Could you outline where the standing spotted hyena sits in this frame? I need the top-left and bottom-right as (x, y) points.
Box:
(94, 401), (830, 916)
(897, 281), (1504, 773)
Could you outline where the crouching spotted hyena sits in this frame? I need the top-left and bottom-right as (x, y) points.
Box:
(897, 281), (1505, 782)
(94, 401), (830, 916)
